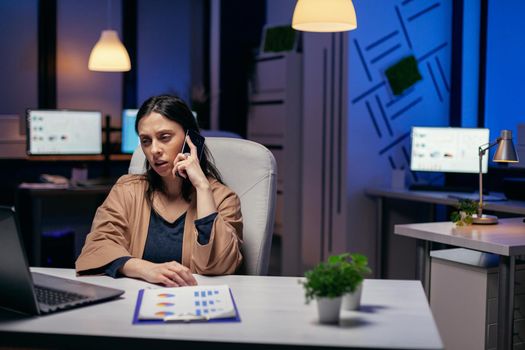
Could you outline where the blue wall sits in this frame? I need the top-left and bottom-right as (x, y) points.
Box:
(348, 0), (452, 186)
(137, 0), (192, 106)
(346, 0), (452, 263)
(0, 1), (194, 130)
(0, 0), (38, 120)
(461, 0), (480, 128)
(57, 0), (124, 125)
(266, 0), (295, 25)
(485, 0), (525, 144)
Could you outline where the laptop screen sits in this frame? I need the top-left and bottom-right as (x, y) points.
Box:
(0, 207), (124, 315)
(0, 207), (40, 314)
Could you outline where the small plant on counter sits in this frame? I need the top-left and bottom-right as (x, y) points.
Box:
(300, 253), (371, 303)
(301, 257), (349, 304)
(300, 253), (371, 323)
(451, 199), (479, 226)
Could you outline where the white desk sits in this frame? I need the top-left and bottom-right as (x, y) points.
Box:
(367, 187), (525, 216)
(395, 218), (525, 350)
(0, 268), (443, 350)
(366, 187), (525, 279)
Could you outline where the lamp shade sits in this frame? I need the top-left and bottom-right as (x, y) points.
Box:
(292, 0), (357, 32)
(493, 130), (519, 162)
(88, 30), (131, 72)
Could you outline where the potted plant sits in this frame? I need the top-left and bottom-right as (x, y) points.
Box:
(340, 253), (372, 310)
(300, 253), (371, 323)
(451, 199), (479, 226)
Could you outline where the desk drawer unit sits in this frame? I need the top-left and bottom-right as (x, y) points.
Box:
(430, 248), (525, 350)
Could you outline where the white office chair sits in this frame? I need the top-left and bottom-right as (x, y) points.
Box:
(129, 137), (277, 275)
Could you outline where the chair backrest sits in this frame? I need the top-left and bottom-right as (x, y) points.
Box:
(129, 137), (277, 275)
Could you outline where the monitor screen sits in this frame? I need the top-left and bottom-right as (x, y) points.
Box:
(121, 109), (139, 154)
(27, 109), (102, 155)
(121, 109), (198, 154)
(410, 127), (490, 174)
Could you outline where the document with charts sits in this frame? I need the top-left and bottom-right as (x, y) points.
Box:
(134, 284), (239, 323)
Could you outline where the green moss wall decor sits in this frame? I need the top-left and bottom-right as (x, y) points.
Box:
(262, 26), (298, 53)
(385, 55), (422, 95)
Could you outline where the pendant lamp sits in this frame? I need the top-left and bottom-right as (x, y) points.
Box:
(88, 1), (131, 72)
(292, 0), (357, 32)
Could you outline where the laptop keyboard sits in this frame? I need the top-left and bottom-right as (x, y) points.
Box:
(35, 285), (88, 306)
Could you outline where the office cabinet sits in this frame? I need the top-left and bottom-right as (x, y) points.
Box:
(248, 33), (349, 275)
(430, 248), (525, 349)
(247, 52), (303, 275)
(300, 33), (348, 271)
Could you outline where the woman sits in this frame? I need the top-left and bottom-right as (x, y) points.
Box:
(76, 95), (243, 286)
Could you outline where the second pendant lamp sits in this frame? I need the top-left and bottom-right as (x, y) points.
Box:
(292, 0), (357, 33)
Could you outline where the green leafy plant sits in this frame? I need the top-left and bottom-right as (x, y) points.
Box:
(343, 253), (372, 289)
(300, 253), (371, 304)
(451, 199), (479, 226)
(262, 26), (297, 53)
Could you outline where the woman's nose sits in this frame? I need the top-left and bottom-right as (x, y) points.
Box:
(151, 140), (162, 154)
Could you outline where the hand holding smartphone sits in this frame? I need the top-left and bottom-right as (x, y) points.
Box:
(181, 129), (205, 160)
(176, 129), (205, 178)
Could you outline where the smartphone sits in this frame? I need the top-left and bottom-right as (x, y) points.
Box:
(181, 129), (205, 161)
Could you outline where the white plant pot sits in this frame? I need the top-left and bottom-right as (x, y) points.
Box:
(341, 283), (363, 310)
(316, 296), (342, 324)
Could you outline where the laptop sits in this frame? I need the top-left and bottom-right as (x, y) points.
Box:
(0, 206), (124, 315)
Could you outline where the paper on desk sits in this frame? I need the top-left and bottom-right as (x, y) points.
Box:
(138, 285), (236, 321)
(19, 182), (69, 189)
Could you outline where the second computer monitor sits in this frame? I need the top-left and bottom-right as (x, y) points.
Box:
(410, 127), (490, 174)
(121, 109), (199, 154)
(121, 109), (139, 154)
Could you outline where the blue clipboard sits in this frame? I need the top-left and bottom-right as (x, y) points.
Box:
(132, 288), (241, 325)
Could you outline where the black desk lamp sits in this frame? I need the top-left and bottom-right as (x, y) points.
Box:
(473, 130), (519, 224)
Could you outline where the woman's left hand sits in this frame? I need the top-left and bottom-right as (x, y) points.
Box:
(172, 135), (210, 189)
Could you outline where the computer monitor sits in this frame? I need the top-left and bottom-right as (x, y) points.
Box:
(121, 109), (198, 154)
(26, 109), (102, 155)
(410, 127), (490, 174)
(121, 109), (139, 154)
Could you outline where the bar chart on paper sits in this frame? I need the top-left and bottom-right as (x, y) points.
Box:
(134, 285), (239, 323)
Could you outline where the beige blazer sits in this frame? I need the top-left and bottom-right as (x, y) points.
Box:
(75, 174), (243, 275)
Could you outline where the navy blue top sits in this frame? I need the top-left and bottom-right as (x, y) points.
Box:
(104, 211), (218, 278)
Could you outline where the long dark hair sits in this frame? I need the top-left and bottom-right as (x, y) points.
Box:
(135, 95), (222, 204)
